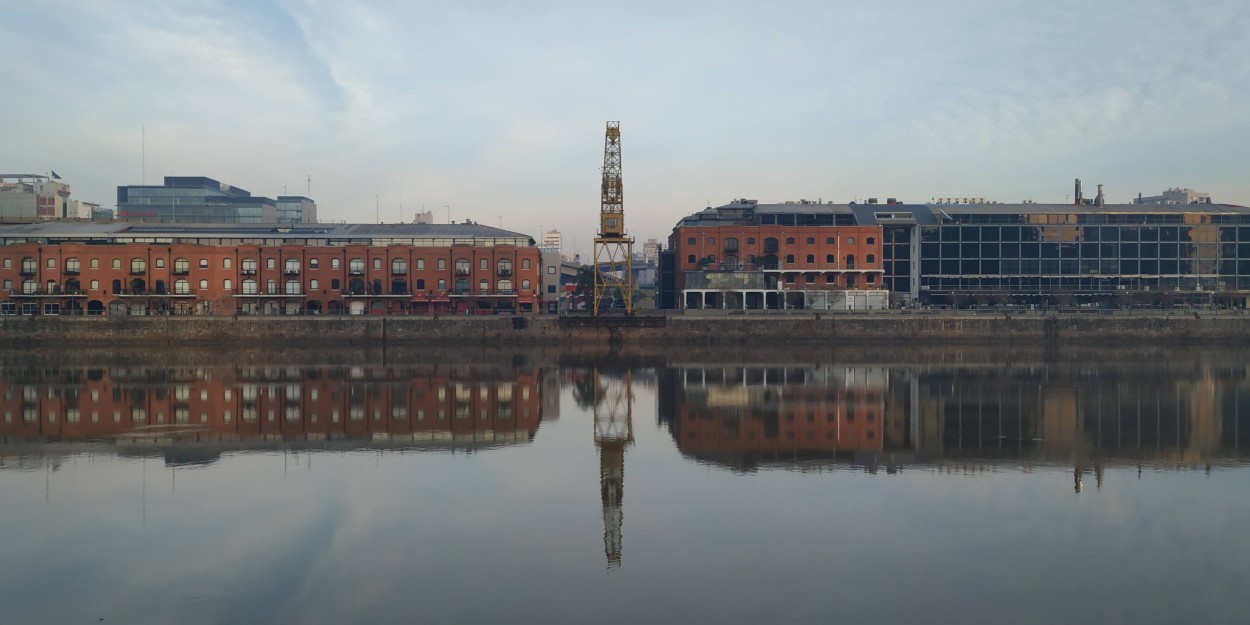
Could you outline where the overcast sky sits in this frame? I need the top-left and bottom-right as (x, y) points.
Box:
(3, 0), (1249, 253)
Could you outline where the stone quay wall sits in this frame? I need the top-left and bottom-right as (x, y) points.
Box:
(3, 313), (1250, 347)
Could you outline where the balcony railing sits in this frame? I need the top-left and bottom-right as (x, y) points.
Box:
(349, 268), (365, 275)
(392, 267), (408, 275)
(10, 287), (88, 297)
(241, 267), (258, 275)
(497, 268), (513, 277)
(284, 268), (300, 275)
(130, 267), (147, 275)
(19, 266), (36, 275)
(172, 267), (189, 275)
(63, 267), (81, 275)
(454, 268), (472, 276)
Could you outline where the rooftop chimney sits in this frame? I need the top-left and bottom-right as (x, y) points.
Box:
(1096, 184), (1105, 207)
(1074, 178), (1083, 206)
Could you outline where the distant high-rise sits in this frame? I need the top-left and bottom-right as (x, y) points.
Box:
(117, 176), (287, 223)
(540, 229), (564, 258)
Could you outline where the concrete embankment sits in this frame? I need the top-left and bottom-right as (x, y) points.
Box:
(3, 312), (1250, 346)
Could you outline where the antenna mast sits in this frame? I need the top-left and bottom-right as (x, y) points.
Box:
(593, 121), (634, 315)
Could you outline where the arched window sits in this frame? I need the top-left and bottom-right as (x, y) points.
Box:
(331, 258), (340, 270)
(764, 238), (779, 254)
(438, 279), (447, 290)
(498, 279), (513, 293)
(826, 254), (835, 263)
(846, 254), (856, 269)
(223, 279), (233, 290)
(349, 278), (365, 294)
(687, 255), (696, 264)
(371, 279), (382, 295)
(241, 258), (258, 275)
(310, 279), (319, 290)
(22, 280), (38, 294)
(416, 279), (426, 290)
(806, 254), (815, 263)
(438, 258), (447, 270)
(521, 258), (530, 270)
(455, 259), (471, 275)
(806, 237), (815, 244)
(786, 237), (795, 244)
(266, 279), (277, 294)
(174, 279), (191, 295)
(416, 258), (425, 270)
(521, 279), (531, 290)
(349, 259), (365, 274)
(479, 279), (489, 293)
(785, 254), (795, 264)
(1, 258), (10, 269)
(454, 278), (469, 293)
(392, 258), (407, 275)
(154, 259), (164, 268)
(479, 258), (488, 271)
(846, 237), (855, 245)
(174, 258), (190, 274)
(46, 258), (56, 269)
(266, 258), (276, 270)
(372, 258), (382, 270)
(331, 279), (340, 290)
(223, 258), (232, 269)
(65, 258), (80, 274)
(497, 259), (513, 276)
(725, 237), (739, 252)
(826, 237), (835, 244)
(866, 254), (876, 264)
(284, 259), (300, 274)
(285, 279), (300, 294)
(391, 279), (407, 294)
(199, 279), (208, 289)
(242, 279), (258, 294)
(130, 258), (146, 273)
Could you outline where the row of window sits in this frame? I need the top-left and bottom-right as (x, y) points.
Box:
(921, 225), (1245, 243)
(687, 253), (876, 267)
(2, 256), (535, 274)
(920, 242), (1235, 260)
(686, 236), (876, 246)
(2, 277), (535, 295)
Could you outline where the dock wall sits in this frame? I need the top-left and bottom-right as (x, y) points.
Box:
(3, 313), (1250, 346)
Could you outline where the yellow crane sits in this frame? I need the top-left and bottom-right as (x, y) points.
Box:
(593, 121), (634, 316)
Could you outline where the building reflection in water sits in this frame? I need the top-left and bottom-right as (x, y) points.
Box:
(659, 361), (1250, 485)
(0, 362), (550, 466)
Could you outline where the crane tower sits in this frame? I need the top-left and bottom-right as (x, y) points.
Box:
(593, 121), (634, 316)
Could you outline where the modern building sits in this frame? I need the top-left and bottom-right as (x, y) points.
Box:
(664, 199), (888, 310)
(0, 222), (544, 316)
(116, 176), (279, 223)
(539, 247), (562, 313)
(877, 200), (1250, 307)
(0, 174), (96, 221)
(276, 196), (318, 224)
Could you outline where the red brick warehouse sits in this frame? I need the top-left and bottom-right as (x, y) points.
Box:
(0, 222), (546, 316)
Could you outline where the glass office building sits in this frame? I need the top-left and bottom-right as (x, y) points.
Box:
(888, 203), (1250, 306)
(117, 177), (279, 224)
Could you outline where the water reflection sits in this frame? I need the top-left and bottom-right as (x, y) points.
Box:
(658, 360), (1250, 482)
(0, 361), (549, 465)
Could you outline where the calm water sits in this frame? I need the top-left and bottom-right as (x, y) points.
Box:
(2, 346), (1249, 624)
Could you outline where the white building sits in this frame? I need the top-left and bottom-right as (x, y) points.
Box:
(0, 174), (94, 221)
(1134, 188), (1212, 205)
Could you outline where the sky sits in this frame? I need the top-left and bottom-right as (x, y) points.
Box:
(3, 0), (1249, 255)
